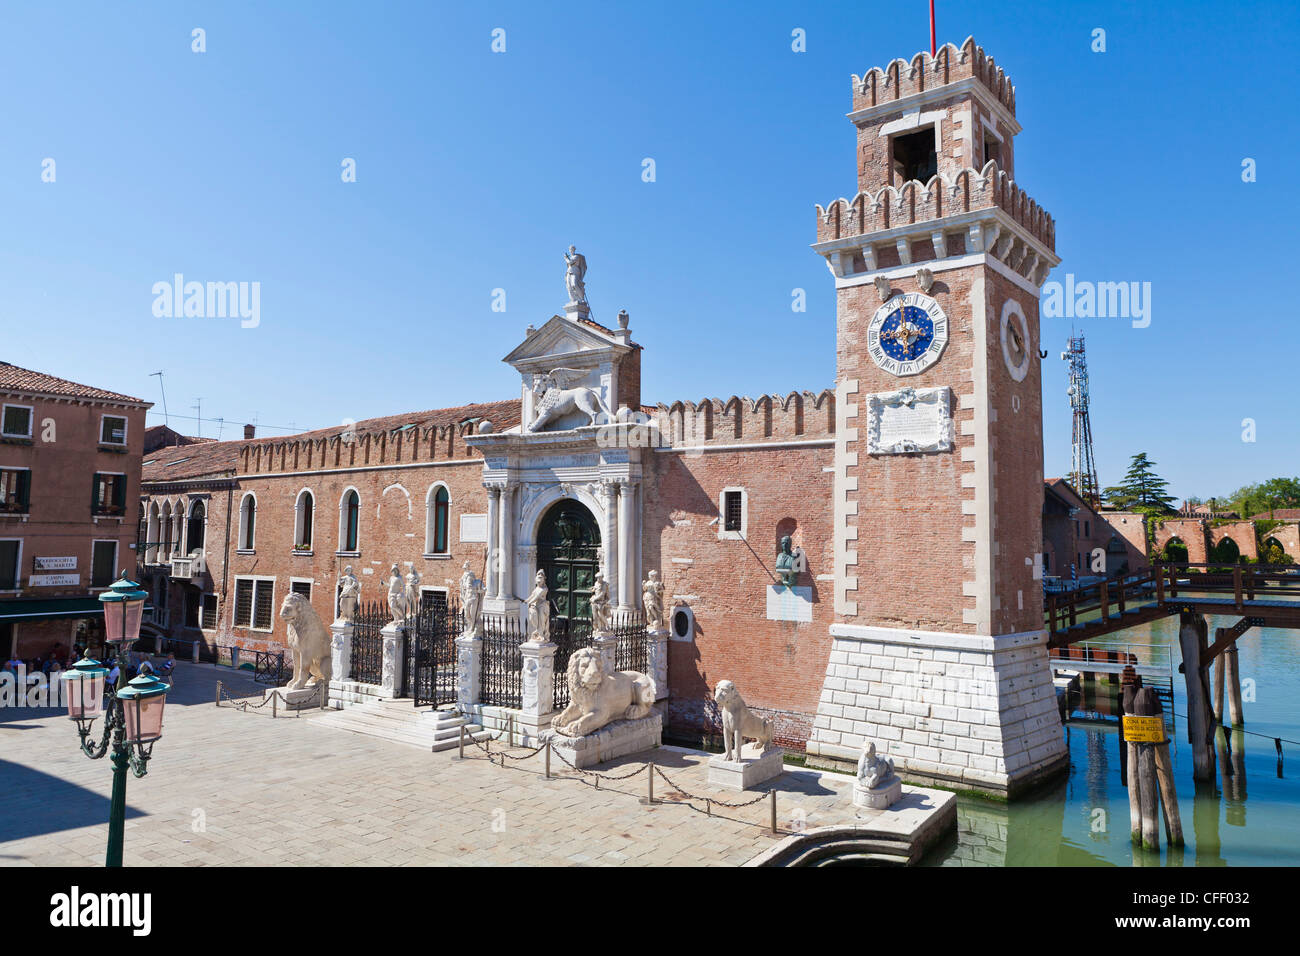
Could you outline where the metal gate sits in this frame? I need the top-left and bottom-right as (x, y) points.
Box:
(406, 595), (461, 708)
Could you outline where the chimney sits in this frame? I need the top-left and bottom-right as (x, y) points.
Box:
(243, 424), (256, 440)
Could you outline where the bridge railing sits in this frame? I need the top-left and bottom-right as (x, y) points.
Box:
(1045, 568), (1158, 636)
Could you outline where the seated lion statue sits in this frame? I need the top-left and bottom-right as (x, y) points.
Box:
(551, 647), (655, 738)
(280, 592), (333, 690)
(715, 679), (773, 760)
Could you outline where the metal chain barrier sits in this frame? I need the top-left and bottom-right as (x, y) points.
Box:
(214, 679), (323, 715)
(652, 765), (771, 809)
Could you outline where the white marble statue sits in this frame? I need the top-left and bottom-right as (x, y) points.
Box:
(525, 570), (550, 643)
(856, 741), (896, 790)
(337, 565), (361, 623)
(404, 564), (422, 620)
(642, 570), (664, 629)
(564, 244), (587, 305)
(459, 561), (484, 638)
(715, 680), (773, 760)
(528, 368), (612, 432)
(551, 647), (655, 738)
(280, 592), (333, 689)
(386, 563), (406, 625)
(590, 570), (611, 632)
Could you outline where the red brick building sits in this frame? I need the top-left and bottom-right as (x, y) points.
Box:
(0, 362), (151, 661)
(141, 37), (1073, 796)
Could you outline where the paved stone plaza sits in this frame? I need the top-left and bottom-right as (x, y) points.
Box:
(0, 664), (933, 867)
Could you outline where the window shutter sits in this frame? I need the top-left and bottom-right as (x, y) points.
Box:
(235, 580), (253, 627)
(16, 470), (30, 511)
(254, 581), (274, 629)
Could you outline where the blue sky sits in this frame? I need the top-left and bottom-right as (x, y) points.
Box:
(4, 1), (1297, 500)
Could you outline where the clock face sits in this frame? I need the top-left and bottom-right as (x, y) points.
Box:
(867, 293), (949, 376)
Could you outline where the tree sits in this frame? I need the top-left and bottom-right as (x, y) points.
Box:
(1102, 453), (1178, 514)
(1220, 477), (1300, 517)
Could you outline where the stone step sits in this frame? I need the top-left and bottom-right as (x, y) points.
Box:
(314, 700), (491, 752)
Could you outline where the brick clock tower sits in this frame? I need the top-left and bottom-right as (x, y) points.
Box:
(804, 39), (1068, 796)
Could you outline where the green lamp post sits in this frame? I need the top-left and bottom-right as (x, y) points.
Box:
(62, 574), (170, 867)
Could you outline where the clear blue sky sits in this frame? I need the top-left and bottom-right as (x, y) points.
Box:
(4, 1), (1296, 501)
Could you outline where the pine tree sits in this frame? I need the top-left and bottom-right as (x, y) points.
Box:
(1102, 453), (1177, 514)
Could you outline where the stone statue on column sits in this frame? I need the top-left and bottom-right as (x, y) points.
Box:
(386, 563), (406, 625)
(525, 570), (550, 643)
(642, 570), (664, 628)
(590, 570), (611, 632)
(459, 561), (484, 638)
(337, 565), (361, 623)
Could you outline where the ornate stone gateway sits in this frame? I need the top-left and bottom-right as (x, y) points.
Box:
(537, 500), (600, 625)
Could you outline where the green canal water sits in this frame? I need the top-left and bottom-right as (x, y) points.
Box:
(922, 612), (1300, 867)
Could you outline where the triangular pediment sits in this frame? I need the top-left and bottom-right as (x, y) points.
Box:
(503, 315), (627, 372)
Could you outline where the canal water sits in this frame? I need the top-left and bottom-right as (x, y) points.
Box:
(922, 612), (1300, 866)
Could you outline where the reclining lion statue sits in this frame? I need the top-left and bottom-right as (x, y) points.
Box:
(715, 679), (773, 760)
(280, 592), (332, 690)
(552, 647), (655, 738)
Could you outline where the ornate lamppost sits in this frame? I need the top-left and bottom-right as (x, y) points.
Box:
(61, 574), (170, 867)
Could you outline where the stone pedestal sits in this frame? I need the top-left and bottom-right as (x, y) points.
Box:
(542, 712), (661, 769)
(380, 622), (404, 698)
(853, 775), (903, 810)
(707, 744), (785, 791)
(592, 630), (617, 674)
(520, 641), (556, 719)
(330, 620), (353, 683)
(264, 684), (326, 710)
(455, 635), (481, 709)
(646, 627), (669, 700)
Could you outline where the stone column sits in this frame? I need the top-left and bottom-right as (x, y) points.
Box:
(328, 619), (353, 709)
(617, 479), (635, 608)
(593, 632), (618, 674)
(646, 624), (669, 700)
(380, 621), (405, 698)
(603, 480), (619, 602)
(456, 634), (481, 710)
(485, 486), (500, 599)
(498, 483), (515, 600)
(520, 640), (556, 721)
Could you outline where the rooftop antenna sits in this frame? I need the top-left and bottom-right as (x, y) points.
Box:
(1062, 335), (1100, 507)
(192, 398), (202, 440)
(150, 371), (169, 428)
(929, 0), (937, 56)
(215, 417), (225, 441)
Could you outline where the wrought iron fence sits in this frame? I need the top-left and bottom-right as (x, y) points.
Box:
(552, 612), (592, 712)
(349, 600), (386, 685)
(406, 598), (462, 707)
(253, 650), (286, 686)
(612, 609), (648, 674)
(479, 612), (524, 708)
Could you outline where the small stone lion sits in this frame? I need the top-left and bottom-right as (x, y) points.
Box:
(552, 647), (655, 738)
(280, 592), (332, 690)
(715, 680), (772, 760)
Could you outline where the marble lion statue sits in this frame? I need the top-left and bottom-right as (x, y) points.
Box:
(528, 368), (612, 432)
(552, 647), (655, 738)
(280, 592), (332, 690)
(715, 680), (772, 760)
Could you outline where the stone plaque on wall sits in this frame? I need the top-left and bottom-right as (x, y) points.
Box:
(865, 385), (954, 455)
(459, 514), (488, 543)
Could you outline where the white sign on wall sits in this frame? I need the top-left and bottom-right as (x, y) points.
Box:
(865, 385), (954, 455)
(30, 573), (80, 587)
(460, 514), (488, 543)
(34, 557), (77, 571)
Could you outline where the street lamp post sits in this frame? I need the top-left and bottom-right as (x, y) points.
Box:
(61, 574), (170, 867)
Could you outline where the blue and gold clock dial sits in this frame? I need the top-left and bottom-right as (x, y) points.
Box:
(866, 292), (949, 376)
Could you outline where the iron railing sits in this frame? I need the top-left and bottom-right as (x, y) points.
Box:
(552, 612), (592, 711)
(479, 613), (524, 708)
(349, 600), (386, 685)
(612, 609), (648, 674)
(406, 599), (461, 707)
(253, 649), (286, 686)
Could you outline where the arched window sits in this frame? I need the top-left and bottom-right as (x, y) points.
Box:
(146, 502), (160, 563)
(238, 493), (256, 550)
(160, 502), (173, 556)
(426, 485), (450, 554)
(294, 490), (314, 550)
(340, 489), (360, 553)
(186, 500), (206, 554)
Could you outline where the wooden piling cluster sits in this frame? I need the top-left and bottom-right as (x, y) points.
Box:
(1123, 682), (1184, 850)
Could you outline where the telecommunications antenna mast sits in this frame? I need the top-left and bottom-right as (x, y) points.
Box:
(1062, 335), (1100, 507)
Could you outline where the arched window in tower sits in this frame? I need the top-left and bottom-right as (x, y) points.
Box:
(294, 490), (314, 550)
(238, 493), (256, 550)
(186, 500), (206, 554)
(426, 485), (450, 554)
(340, 489), (360, 553)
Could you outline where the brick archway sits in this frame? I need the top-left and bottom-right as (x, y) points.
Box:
(1211, 521), (1259, 561)
(1154, 518), (1209, 563)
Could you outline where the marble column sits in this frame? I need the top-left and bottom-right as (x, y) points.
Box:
(456, 634), (481, 709)
(498, 483), (515, 600)
(485, 486), (500, 599)
(328, 620), (352, 709)
(520, 640), (556, 720)
(617, 479), (636, 608)
(603, 480), (619, 603)
(380, 621), (404, 698)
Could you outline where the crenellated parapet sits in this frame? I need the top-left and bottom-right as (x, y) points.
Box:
(652, 388), (835, 447)
(238, 420), (488, 475)
(852, 37), (1014, 116)
(815, 160), (1053, 251)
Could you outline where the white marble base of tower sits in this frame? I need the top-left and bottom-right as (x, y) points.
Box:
(542, 712), (661, 769)
(804, 624), (1069, 797)
(707, 744), (784, 791)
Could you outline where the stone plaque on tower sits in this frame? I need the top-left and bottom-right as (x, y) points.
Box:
(865, 385), (954, 455)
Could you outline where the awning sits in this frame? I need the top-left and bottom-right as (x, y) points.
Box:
(0, 598), (152, 622)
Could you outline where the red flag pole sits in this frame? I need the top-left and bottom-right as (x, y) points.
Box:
(929, 0), (937, 56)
